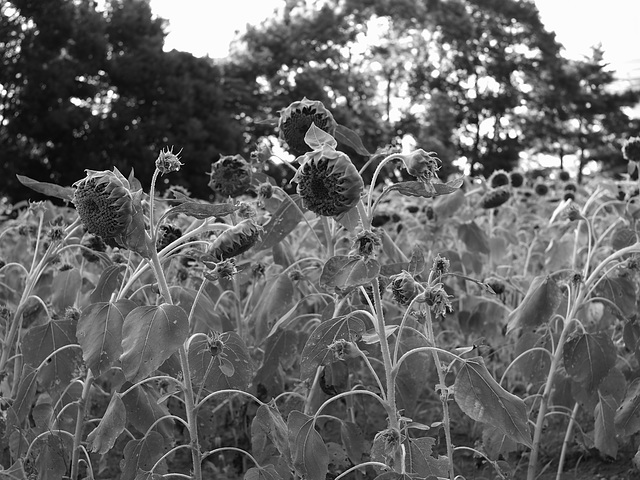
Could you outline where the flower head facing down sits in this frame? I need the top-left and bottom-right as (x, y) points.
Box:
(73, 169), (133, 241)
(208, 154), (252, 198)
(480, 187), (510, 209)
(623, 137), (640, 162)
(278, 98), (338, 157)
(155, 147), (183, 175)
(488, 169), (510, 188)
(351, 228), (381, 259)
(389, 270), (419, 306)
(207, 219), (264, 262)
(401, 149), (441, 187)
(293, 148), (364, 217)
(421, 283), (453, 317)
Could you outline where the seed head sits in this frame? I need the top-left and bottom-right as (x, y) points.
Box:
(207, 219), (263, 262)
(488, 169), (510, 188)
(278, 98), (338, 157)
(155, 147), (183, 175)
(73, 169), (133, 241)
(480, 187), (510, 209)
(208, 154), (252, 198)
(293, 149), (364, 217)
(203, 258), (238, 282)
(351, 229), (381, 259)
(558, 170), (571, 181)
(623, 137), (640, 162)
(509, 171), (524, 188)
(422, 283), (453, 317)
(534, 183), (549, 196)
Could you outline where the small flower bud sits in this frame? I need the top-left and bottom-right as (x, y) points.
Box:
(155, 147), (183, 175)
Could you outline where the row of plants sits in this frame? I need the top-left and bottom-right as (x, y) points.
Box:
(1, 98), (640, 479)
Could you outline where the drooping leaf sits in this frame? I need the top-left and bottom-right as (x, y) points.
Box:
(457, 221), (490, 255)
(254, 328), (299, 397)
(299, 314), (366, 383)
(77, 299), (136, 378)
(34, 431), (73, 480)
(563, 331), (616, 392)
(482, 424), (518, 460)
(454, 356), (532, 447)
(335, 123), (371, 156)
(255, 193), (305, 251)
(120, 431), (166, 480)
(305, 123), (337, 150)
(320, 255), (380, 290)
(121, 189), (150, 259)
(594, 393), (618, 458)
(614, 377), (640, 437)
(611, 226), (637, 250)
(595, 274), (637, 319)
(86, 393), (126, 454)
(121, 383), (173, 439)
(252, 402), (292, 468)
(506, 276), (562, 334)
(5, 365), (38, 437)
(51, 267), (82, 312)
(251, 273), (296, 342)
(16, 175), (74, 202)
(120, 304), (189, 383)
(162, 201), (239, 220)
(383, 179), (461, 199)
(287, 410), (329, 480)
(89, 264), (127, 303)
(513, 331), (552, 384)
(394, 330), (431, 417)
(243, 464), (282, 480)
(22, 319), (81, 392)
(404, 436), (449, 478)
(188, 331), (253, 393)
(432, 188), (465, 218)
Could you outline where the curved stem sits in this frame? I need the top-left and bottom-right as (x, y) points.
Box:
(70, 369), (94, 480)
(556, 402), (580, 480)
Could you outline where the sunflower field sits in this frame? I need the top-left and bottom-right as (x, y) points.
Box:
(1, 99), (640, 480)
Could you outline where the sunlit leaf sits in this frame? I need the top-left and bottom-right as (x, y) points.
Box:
(454, 356), (532, 447)
(304, 123), (337, 150)
(16, 174), (74, 202)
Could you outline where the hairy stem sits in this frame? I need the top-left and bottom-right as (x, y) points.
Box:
(70, 369), (94, 480)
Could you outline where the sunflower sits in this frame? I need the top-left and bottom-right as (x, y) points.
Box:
(488, 169), (510, 188)
(207, 219), (263, 262)
(73, 169), (133, 241)
(293, 148), (364, 217)
(278, 98), (338, 158)
(622, 137), (640, 162)
(480, 186), (511, 209)
(208, 154), (252, 198)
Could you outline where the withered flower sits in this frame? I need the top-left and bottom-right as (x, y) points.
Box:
(480, 186), (511, 209)
(278, 98), (338, 157)
(207, 219), (263, 262)
(208, 154), (252, 198)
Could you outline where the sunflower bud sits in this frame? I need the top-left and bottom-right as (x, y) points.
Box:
(278, 98), (338, 157)
(155, 147), (183, 175)
(208, 154), (252, 198)
(207, 219), (263, 262)
(400, 149), (441, 187)
(389, 270), (419, 306)
(293, 148), (364, 217)
(480, 187), (510, 209)
(623, 137), (640, 162)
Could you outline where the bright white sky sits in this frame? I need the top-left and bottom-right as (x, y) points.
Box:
(150, 0), (640, 86)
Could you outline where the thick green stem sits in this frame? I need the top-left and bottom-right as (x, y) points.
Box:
(70, 369), (94, 480)
(372, 277), (398, 430)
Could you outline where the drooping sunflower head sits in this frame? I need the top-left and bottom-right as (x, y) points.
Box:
(488, 169), (510, 188)
(207, 219), (264, 262)
(73, 169), (133, 241)
(509, 171), (524, 188)
(623, 137), (640, 162)
(278, 98), (338, 158)
(293, 149), (364, 217)
(389, 270), (419, 306)
(208, 154), (252, 198)
(480, 186), (511, 209)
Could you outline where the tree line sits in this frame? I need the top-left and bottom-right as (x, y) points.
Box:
(1, 0), (638, 202)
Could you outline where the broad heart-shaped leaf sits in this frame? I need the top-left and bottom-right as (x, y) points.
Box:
(22, 319), (81, 392)
(33, 431), (73, 480)
(594, 393), (618, 458)
(404, 436), (449, 478)
(340, 421), (366, 465)
(299, 313), (366, 383)
(615, 377), (640, 437)
(251, 273), (296, 343)
(121, 383), (173, 439)
(86, 393), (126, 454)
(506, 275), (562, 334)
(89, 264), (127, 303)
(335, 123), (371, 156)
(188, 331), (253, 394)
(120, 304), (189, 383)
(482, 424), (518, 460)
(287, 410), (329, 480)
(305, 123), (337, 150)
(169, 286), (222, 332)
(120, 431), (166, 480)
(320, 255), (380, 290)
(255, 193), (305, 251)
(51, 267), (82, 312)
(16, 174), (74, 202)
(77, 299), (136, 378)
(595, 274), (637, 319)
(254, 328), (299, 397)
(162, 201), (239, 220)
(252, 402), (292, 468)
(454, 356), (532, 447)
(457, 221), (490, 255)
(563, 331), (616, 392)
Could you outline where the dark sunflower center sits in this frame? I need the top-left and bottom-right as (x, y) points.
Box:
(297, 160), (346, 216)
